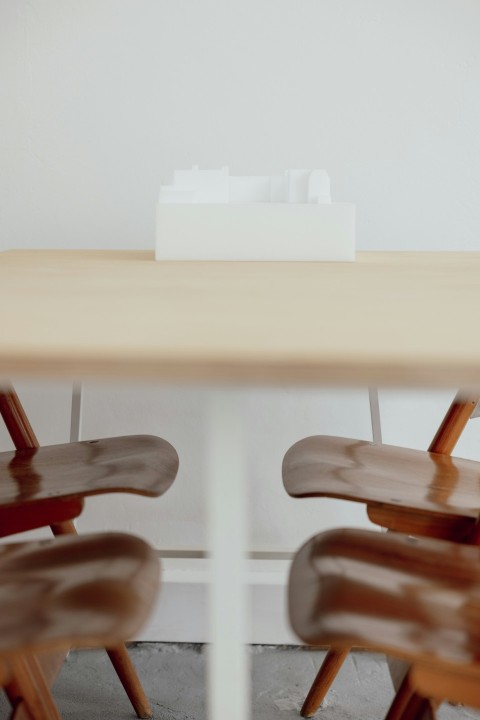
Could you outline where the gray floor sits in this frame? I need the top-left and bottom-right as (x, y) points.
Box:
(1, 645), (479, 719)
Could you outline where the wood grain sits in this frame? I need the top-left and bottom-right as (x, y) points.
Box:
(2, 251), (480, 386)
(0, 532), (159, 720)
(289, 528), (480, 711)
(0, 435), (178, 509)
(0, 532), (159, 656)
(283, 436), (480, 517)
(289, 528), (480, 670)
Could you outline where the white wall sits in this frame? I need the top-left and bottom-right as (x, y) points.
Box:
(2, 0), (480, 253)
(2, 0), (480, 640)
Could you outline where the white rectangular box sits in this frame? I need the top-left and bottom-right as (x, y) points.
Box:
(155, 203), (355, 261)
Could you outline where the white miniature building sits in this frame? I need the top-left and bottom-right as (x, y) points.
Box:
(158, 167), (331, 205)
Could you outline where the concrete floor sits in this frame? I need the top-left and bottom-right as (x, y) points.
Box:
(1, 645), (479, 719)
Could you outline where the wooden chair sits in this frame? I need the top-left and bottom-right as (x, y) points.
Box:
(0, 531), (159, 720)
(282, 391), (480, 716)
(0, 385), (179, 719)
(288, 527), (480, 720)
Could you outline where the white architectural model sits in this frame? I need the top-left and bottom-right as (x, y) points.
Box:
(156, 167), (354, 261)
(158, 167), (331, 205)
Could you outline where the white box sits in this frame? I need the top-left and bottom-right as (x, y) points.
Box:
(155, 203), (355, 261)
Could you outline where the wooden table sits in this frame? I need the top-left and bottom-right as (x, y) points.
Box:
(2, 250), (480, 387)
(1, 249), (480, 720)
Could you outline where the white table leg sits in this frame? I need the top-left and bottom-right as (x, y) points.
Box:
(70, 382), (83, 442)
(206, 389), (250, 720)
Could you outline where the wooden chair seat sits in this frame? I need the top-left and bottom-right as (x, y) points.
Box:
(0, 435), (179, 540)
(0, 532), (159, 720)
(289, 528), (480, 711)
(0, 532), (158, 656)
(283, 435), (480, 519)
(0, 435), (178, 509)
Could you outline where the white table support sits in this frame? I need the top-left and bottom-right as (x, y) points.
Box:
(368, 387), (382, 445)
(70, 382), (83, 442)
(207, 390), (250, 720)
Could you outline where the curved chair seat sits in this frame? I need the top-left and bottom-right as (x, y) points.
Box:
(289, 528), (480, 711)
(0, 532), (159, 656)
(283, 435), (480, 519)
(0, 532), (159, 720)
(0, 435), (179, 509)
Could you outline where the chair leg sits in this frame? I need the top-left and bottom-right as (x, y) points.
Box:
(107, 646), (152, 719)
(397, 694), (438, 720)
(9, 651), (67, 720)
(385, 672), (415, 720)
(50, 522), (153, 719)
(300, 647), (350, 717)
(6, 655), (62, 720)
(386, 663), (440, 720)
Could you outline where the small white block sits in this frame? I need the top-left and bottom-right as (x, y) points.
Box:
(156, 203), (355, 261)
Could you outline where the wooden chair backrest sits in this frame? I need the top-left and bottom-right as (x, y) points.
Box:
(0, 385), (76, 536)
(428, 392), (479, 455)
(0, 385), (39, 450)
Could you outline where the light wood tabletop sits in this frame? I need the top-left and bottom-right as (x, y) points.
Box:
(1, 250), (480, 386)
